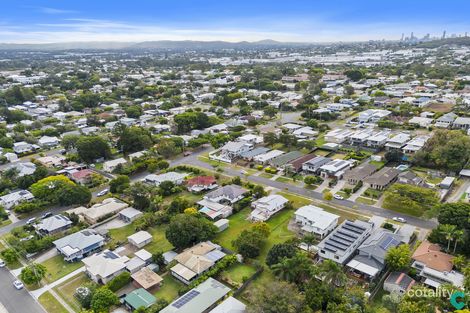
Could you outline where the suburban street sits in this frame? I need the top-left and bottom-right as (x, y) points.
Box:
(0, 268), (46, 313)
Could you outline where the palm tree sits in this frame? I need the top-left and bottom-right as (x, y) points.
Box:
(272, 253), (315, 285)
(452, 255), (466, 271)
(452, 230), (465, 254)
(440, 224), (457, 252)
(271, 257), (297, 282)
(319, 259), (347, 287)
(302, 234), (316, 254)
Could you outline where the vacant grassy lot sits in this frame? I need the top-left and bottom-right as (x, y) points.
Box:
(220, 263), (257, 287)
(108, 223), (173, 254)
(154, 274), (184, 302)
(41, 255), (84, 283)
(38, 291), (68, 313)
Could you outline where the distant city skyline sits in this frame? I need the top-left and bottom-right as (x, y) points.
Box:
(1, 0), (470, 43)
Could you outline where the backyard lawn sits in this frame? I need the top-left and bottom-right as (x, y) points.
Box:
(53, 272), (91, 312)
(214, 207), (253, 250)
(154, 274), (184, 302)
(38, 291), (68, 313)
(41, 255), (84, 283)
(219, 263), (257, 287)
(108, 223), (173, 254)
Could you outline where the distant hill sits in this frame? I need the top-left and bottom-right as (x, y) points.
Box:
(0, 39), (311, 51)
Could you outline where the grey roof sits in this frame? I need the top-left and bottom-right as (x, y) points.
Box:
(53, 229), (104, 254)
(355, 229), (402, 267)
(205, 184), (248, 201)
(318, 220), (373, 257)
(303, 156), (331, 168)
(239, 147), (270, 159)
(270, 151), (303, 167)
(35, 214), (72, 232)
(160, 278), (230, 313)
(364, 167), (400, 186)
(344, 163), (377, 181)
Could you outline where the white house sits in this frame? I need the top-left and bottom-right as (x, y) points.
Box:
(249, 195), (289, 222)
(103, 158), (127, 172)
(38, 136), (60, 147)
(294, 205), (339, 238)
(0, 189), (34, 209)
(144, 172), (188, 186)
(128, 231), (153, 248)
(83, 250), (129, 284)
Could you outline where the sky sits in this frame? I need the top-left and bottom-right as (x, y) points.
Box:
(1, 0), (470, 43)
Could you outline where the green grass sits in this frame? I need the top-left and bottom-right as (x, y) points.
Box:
(334, 191), (350, 199)
(315, 134), (326, 147)
(53, 272), (91, 312)
(108, 223), (135, 246)
(356, 197), (377, 205)
(220, 263), (257, 287)
(214, 208), (253, 250)
(259, 173), (274, 179)
(369, 160), (385, 169)
(38, 291), (68, 313)
(0, 219), (12, 227)
(363, 188), (383, 199)
(108, 223), (173, 254)
(154, 274), (184, 302)
(276, 192), (311, 207)
(260, 208), (296, 260)
(275, 176), (291, 183)
(197, 155), (227, 168)
(41, 255), (84, 283)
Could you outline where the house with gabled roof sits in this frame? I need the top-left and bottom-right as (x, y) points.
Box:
(204, 184), (248, 204)
(34, 214), (72, 236)
(53, 229), (105, 262)
(249, 195), (289, 222)
(364, 167), (400, 190)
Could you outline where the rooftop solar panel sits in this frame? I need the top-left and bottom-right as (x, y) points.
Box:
(172, 290), (200, 308)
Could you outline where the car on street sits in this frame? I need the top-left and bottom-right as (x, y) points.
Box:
(41, 212), (52, 219)
(392, 217), (407, 223)
(0, 259), (5, 267)
(333, 194), (344, 200)
(97, 189), (109, 197)
(13, 280), (24, 290)
(26, 218), (37, 225)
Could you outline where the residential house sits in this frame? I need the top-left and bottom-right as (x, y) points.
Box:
(384, 272), (416, 295)
(346, 229), (402, 280)
(249, 195), (289, 222)
(385, 133), (411, 151)
(366, 130), (391, 148)
(0, 189), (34, 209)
(209, 296), (246, 313)
(83, 250), (129, 284)
(411, 241), (464, 288)
(453, 117), (470, 130)
(402, 135), (430, 154)
(358, 109), (391, 123)
(170, 241), (226, 284)
(144, 172), (188, 187)
(103, 158), (127, 172)
(397, 171), (427, 187)
(53, 229), (105, 262)
(324, 129), (354, 144)
(119, 207), (143, 223)
(365, 167), (400, 190)
(124, 288), (157, 311)
(197, 199), (233, 220)
(239, 147), (270, 161)
(186, 176), (218, 192)
(434, 112), (457, 128)
(13, 141), (37, 154)
(237, 134), (263, 145)
(319, 159), (354, 179)
(38, 136), (60, 148)
(7, 161), (36, 177)
(131, 267), (163, 290)
(292, 126), (318, 139)
(317, 220), (374, 264)
(70, 169), (95, 185)
(343, 163), (378, 185)
(128, 231), (153, 249)
(302, 156), (331, 174)
(285, 153), (316, 173)
(79, 198), (129, 224)
(269, 151), (303, 169)
(126, 249), (153, 274)
(209, 141), (252, 163)
(160, 278), (230, 313)
(204, 185), (248, 204)
(36, 155), (66, 168)
(294, 205), (339, 238)
(253, 149), (284, 164)
(408, 116), (433, 128)
(34, 214), (72, 236)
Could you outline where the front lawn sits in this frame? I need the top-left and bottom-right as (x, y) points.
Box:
(154, 274), (184, 302)
(356, 197), (376, 205)
(41, 255), (84, 283)
(38, 291), (68, 313)
(259, 173), (274, 179)
(276, 192), (311, 207)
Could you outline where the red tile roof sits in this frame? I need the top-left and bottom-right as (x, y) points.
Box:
(186, 176), (216, 187)
(71, 169), (94, 180)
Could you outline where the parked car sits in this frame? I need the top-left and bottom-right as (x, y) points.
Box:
(333, 194), (344, 200)
(20, 235), (34, 242)
(392, 217), (407, 223)
(41, 212), (52, 219)
(13, 280), (24, 290)
(97, 189), (109, 197)
(26, 218), (37, 225)
(0, 259), (5, 267)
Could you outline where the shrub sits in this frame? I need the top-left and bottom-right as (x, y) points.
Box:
(106, 272), (131, 292)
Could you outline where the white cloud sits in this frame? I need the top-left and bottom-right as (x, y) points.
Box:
(38, 7), (78, 15)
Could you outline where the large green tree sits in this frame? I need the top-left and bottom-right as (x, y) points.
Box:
(20, 263), (47, 285)
(76, 136), (111, 163)
(90, 287), (119, 313)
(165, 213), (218, 250)
(117, 126), (152, 154)
(385, 244), (412, 271)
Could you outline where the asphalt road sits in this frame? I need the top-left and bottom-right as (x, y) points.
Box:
(0, 268), (46, 313)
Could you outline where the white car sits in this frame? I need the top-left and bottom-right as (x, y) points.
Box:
(13, 280), (24, 290)
(0, 259), (5, 267)
(333, 194), (344, 200)
(97, 189), (109, 197)
(26, 218), (36, 225)
(392, 217), (407, 223)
